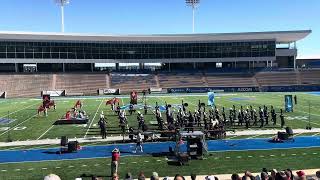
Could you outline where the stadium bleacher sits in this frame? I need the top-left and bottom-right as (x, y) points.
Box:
(300, 69), (320, 85)
(206, 74), (256, 87)
(158, 73), (206, 88)
(0, 69), (320, 98)
(0, 74), (53, 98)
(111, 73), (157, 92)
(55, 74), (108, 95)
(254, 71), (299, 86)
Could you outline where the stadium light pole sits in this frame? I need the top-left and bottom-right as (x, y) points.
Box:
(54, 0), (70, 33)
(186, 0), (200, 33)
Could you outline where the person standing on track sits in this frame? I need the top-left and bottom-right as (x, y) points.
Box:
(137, 111), (145, 130)
(98, 111), (107, 139)
(280, 109), (285, 128)
(111, 148), (120, 176)
(144, 102), (148, 115)
(259, 107), (264, 128)
(134, 131), (143, 153)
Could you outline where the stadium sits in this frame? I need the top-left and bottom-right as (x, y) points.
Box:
(0, 1), (320, 180)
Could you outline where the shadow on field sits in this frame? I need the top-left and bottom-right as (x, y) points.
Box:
(42, 150), (75, 154)
(227, 125), (281, 130)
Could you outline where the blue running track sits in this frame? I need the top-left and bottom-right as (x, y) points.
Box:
(0, 136), (320, 164)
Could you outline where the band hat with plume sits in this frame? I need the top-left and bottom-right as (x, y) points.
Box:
(112, 148), (119, 152)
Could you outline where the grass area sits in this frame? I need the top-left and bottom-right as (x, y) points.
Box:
(0, 147), (319, 180)
(0, 92), (320, 142)
(0, 92), (319, 179)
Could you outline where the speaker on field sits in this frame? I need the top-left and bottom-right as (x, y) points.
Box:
(285, 127), (293, 136)
(60, 136), (68, 146)
(68, 141), (78, 152)
(277, 132), (288, 140)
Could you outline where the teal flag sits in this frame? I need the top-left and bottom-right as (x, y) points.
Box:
(285, 95), (293, 112)
(208, 92), (215, 106)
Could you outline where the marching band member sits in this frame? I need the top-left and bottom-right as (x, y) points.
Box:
(133, 131), (143, 153)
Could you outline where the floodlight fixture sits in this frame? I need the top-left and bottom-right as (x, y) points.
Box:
(185, 0), (200, 33)
(54, 0), (70, 32)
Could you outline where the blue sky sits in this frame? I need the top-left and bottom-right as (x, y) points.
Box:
(0, 0), (319, 58)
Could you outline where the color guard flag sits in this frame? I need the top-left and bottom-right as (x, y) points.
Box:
(285, 95), (293, 112)
(208, 92), (215, 106)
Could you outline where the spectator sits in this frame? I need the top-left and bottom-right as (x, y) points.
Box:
(316, 170), (320, 179)
(125, 172), (133, 180)
(271, 169), (277, 180)
(112, 173), (119, 180)
(191, 173), (197, 180)
(243, 171), (255, 180)
(296, 171), (306, 180)
(111, 148), (120, 176)
(91, 177), (103, 180)
(260, 171), (269, 180)
(205, 175), (216, 180)
(43, 174), (61, 180)
(262, 168), (268, 173)
(231, 174), (241, 180)
(275, 171), (287, 180)
(174, 174), (185, 180)
(151, 172), (159, 180)
(138, 171), (146, 180)
(285, 169), (294, 180)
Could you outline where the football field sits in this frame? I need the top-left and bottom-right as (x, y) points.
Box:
(0, 92), (320, 142)
(0, 92), (320, 179)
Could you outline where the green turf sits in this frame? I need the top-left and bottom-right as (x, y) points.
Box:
(0, 92), (320, 142)
(0, 92), (320, 179)
(0, 147), (320, 180)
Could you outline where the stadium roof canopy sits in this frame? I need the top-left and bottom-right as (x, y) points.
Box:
(0, 30), (311, 43)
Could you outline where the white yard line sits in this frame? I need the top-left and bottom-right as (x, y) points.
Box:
(37, 125), (54, 140)
(297, 119), (320, 126)
(0, 114), (37, 137)
(121, 98), (124, 106)
(84, 99), (104, 138)
(0, 102), (38, 118)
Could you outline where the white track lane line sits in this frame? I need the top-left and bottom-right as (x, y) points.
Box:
(84, 99), (104, 138)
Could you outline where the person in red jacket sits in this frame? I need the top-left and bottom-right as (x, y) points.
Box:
(65, 111), (71, 120)
(111, 148), (120, 176)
